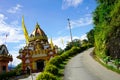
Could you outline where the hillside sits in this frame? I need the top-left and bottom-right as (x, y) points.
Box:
(93, 0), (120, 59)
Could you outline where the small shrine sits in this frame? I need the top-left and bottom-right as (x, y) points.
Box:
(17, 17), (57, 73)
(0, 44), (13, 73)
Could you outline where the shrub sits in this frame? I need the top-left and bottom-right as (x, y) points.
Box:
(0, 70), (16, 80)
(114, 59), (120, 69)
(103, 56), (111, 64)
(60, 51), (69, 61)
(49, 56), (63, 66)
(60, 47), (81, 61)
(60, 54), (66, 61)
(69, 47), (79, 56)
(36, 72), (57, 80)
(44, 64), (59, 75)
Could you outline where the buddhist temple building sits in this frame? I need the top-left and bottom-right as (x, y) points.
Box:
(17, 17), (58, 73)
(0, 44), (13, 73)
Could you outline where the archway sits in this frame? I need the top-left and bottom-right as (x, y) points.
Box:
(2, 66), (6, 72)
(36, 60), (44, 72)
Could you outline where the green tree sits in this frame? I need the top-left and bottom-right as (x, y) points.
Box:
(87, 29), (94, 45)
(14, 63), (22, 75)
(64, 39), (81, 51)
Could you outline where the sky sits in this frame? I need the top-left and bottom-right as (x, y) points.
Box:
(0, 0), (97, 66)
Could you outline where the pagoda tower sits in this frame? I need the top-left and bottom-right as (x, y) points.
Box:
(0, 44), (13, 73)
(17, 18), (57, 73)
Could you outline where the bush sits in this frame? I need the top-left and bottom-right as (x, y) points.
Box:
(60, 53), (67, 61)
(69, 47), (79, 56)
(49, 56), (63, 66)
(44, 64), (59, 75)
(114, 59), (120, 69)
(0, 70), (16, 80)
(103, 56), (111, 64)
(36, 72), (57, 80)
(60, 47), (81, 61)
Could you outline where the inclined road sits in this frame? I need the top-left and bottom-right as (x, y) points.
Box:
(63, 48), (120, 80)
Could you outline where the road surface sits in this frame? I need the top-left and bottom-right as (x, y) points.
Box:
(64, 48), (120, 80)
(18, 73), (39, 80)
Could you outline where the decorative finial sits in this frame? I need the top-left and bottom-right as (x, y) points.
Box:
(36, 22), (40, 28)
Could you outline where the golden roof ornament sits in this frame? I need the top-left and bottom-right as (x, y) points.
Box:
(29, 23), (48, 41)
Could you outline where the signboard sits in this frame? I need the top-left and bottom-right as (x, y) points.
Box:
(32, 54), (47, 58)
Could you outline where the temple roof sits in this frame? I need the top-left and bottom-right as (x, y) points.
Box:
(0, 44), (13, 61)
(0, 44), (9, 55)
(29, 23), (48, 41)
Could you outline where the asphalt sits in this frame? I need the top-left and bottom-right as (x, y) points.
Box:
(18, 73), (40, 80)
(63, 48), (120, 80)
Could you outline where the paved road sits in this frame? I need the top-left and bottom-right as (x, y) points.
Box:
(64, 48), (120, 80)
(18, 73), (40, 80)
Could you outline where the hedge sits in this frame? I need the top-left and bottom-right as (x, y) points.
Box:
(44, 64), (59, 75)
(36, 72), (57, 80)
(49, 56), (63, 67)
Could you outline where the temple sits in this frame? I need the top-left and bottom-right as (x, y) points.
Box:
(17, 18), (57, 73)
(0, 44), (13, 73)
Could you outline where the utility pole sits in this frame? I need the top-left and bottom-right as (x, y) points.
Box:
(67, 18), (73, 42)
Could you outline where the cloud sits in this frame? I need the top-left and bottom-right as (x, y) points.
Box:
(57, 14), (92, 36)
(62, 0), (83, 9)
(68, 14), (93, 29)
(49, 36), (79, 49)
(8, 51), (21, 66)
(0, 13), (24, 44)
(0, 14), (25, 66)
(80, 34), (87, 40)
(0, 14), (7, 22)
(14, 43), (26, 50)
(7, 4), (22, 14)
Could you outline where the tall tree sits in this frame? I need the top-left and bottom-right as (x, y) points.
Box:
(87, 29), (94, 45)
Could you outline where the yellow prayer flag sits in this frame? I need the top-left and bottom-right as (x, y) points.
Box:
(50, 38), (54, 50)
(61, 38), (64, 46)
(22, 16), (29, 44)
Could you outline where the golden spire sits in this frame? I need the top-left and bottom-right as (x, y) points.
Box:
(29, 23), (48, 41)
(22, 16), (29, 44)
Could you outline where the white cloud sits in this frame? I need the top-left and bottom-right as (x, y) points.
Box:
(7, 4), (22, 14)
(80, 34), (87, 40)
(50, 36), (70, 49)
(14, 43), (26, 50)
(62, 0), (83, 9)
(0, 14), (7, 22)
(58, 14), (92, 35)
(0, 13), (24, 44)
(68, 14), (93, 29)
(49, 36), (79, 49)
(0, 13), (24, 66)
(8, 51), (21, 66)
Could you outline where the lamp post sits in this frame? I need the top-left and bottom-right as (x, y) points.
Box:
(67, 18), (73, 43)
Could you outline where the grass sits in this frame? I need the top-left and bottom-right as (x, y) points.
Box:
(93, 54), (120, 74)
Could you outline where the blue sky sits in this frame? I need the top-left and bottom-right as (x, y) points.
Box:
(0, 0), (96, 66)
